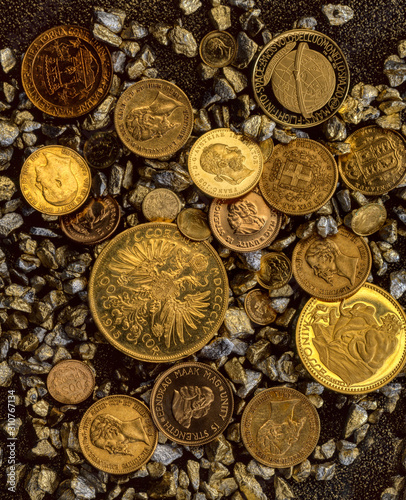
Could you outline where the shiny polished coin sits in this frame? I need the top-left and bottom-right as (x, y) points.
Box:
(114, 79), (193, 159)
(142, 188), (182, 222)
(88, 223), (228, 362)
(83, 132), (120, 169)
(199, 31), (237, 68)
(79, 395), (158, 474)
(259, 137), (274, 162)
(296, 283), (406, 394)
(20, 145), (91, 215)
(209, 191), (281, 252)
(244, 289), (277, 325)
(188, 128), (263, 199)
(351, 203), (387, 236)
(150, 362), (233, 446)
(259, 139), (338, 216)
(292, 226), (371, 300)
(47, 360), (95, 404)
(338, 126), (406, 195)
(241, 387), (320, 467)
(252, 29), (349, 128)
(257, 252), (292, 290)
(21, 26), (112, 118)
(177, 208), (211, 241)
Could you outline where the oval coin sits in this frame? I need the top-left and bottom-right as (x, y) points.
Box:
(199, 31), (237, 68)
(351, 203), (387, 236)
(47, 360), (95, 404)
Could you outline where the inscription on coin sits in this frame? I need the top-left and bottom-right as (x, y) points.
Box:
(199, 31), (237, 68)
(83, 132), (120, 169)
(244, 289), (277, 325)
(47, 360), (95, 404)
(257, 252), (292, 290)
(142, 188), (182, 222)
(177, 208), (212, 241)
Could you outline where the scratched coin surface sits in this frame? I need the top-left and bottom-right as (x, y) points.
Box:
(47, 360), (95, 404)
(199, 31), (237, 68)
(88, 223), (228, 362)
(259, 139), (338, 216)
(177, 208), (212, 241)
(142, 188), (182, 222)
(257, 252), (292, 290)
(21, 25), (112, 118)
(150, 362), (234, 445)
(20, 145), (91, 215)
(296, 283), (406, 394)
(114, 79), (193, 159)
(350, 203), (387, 236)
(244, 289), (277, 325)
(83, 132), (120, 169)
(292, 226), (372, 301)
(241, 387), (320, 467)
(79, 395), (158, 474)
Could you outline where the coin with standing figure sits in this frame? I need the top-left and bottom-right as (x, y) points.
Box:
(47, 360), (95, 404)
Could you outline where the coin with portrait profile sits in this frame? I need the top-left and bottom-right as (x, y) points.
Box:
(47, 360), (95, 404)
(177, 208), (212, 241)
(257, 252), (292, 290)
(142, 188), (182, 222)
(244, 289), (277, 325)
(199, 31), (237, 68)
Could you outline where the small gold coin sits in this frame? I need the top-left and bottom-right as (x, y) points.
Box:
(20, 145), (91, 215)
(142, 188), (182, 222)
(351, 203), (387, 236)
(241, 387), (320, 467)
(296, 283), (406, 394)
(79, 395), (158, 474)
(199, 31), (237, 68)
(47, 360), (95, 404)
(257, 252), (292, 290)
(188, 128), (263, 199)
(259, 138), (274, 162)
(244, 289), (277, 325)
(177, 208), (211, 241)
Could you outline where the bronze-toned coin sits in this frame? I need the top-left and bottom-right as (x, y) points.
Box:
(79, 395), (158, 474)
(252, 29), (350, 128)
(114, 79), (193, 159)
(259, 139), (338, 216)
(21, 25), (112, 118)
(20, 145), (91, 215)
(142, 188), (182, 222)
(150, 362), (234, 446)
(338, 126), (406, 195)
(177, 208), (211, 241)
(241, 387), (320, 467)
(83, 132), (120, 169)
(257, 252), (292, 290)
(350, 203), (387, 236)
(296, 283), (406, 394)
(199, 31), (237, 68)
(188, 128), (263, 199)
(209, 191), (281, 252)
(47, 360), (95, 404)
(88, 223), (228, 362)
(60, 195), (121, 244)
(259, 137), (274, 162)
(244, 289), (277, 325)
(292, 226), (372, 301)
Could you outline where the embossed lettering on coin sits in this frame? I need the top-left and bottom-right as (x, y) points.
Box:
(177, 208), (212, 241)
(199, 31), (237, 68)
(142, 188), (182, 222)
(244, 289), (277, 325)
(83, 132), (120, 169)
(47, 360), (95, 404)
(350, 203), (387, 236)
(257, 252), (292, 290)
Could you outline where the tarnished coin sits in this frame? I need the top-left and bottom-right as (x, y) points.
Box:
(199, 31), (237, 68)
(20, 145), (91, 215)
(350, 203), (387, 236)
(252, 29), (350, 127)
(292, 226), (372, 301)
(88, 223), (228, 362)
(296, 283), (406, 394)
(259, 139), (338, 216)
(241, 387), (320, 467)
(244, 289), (277, 325)
(21, 25), (112, 118)
(257, 252), (292, 290)
(142, 188), (182, 222)
(114, 79), (193, 159)
(259, 137), (274, 162)
(47, 360), (95, 404)
(83, 132), (120, 169)
(79, 395), (158, 474)
(150, 362), (234, 446)
(338, 126), (406, 195)
(177, 208), (211, 241)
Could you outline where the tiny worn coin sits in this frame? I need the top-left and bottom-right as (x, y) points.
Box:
(83, 132), (120, 169)
(142, 188), (182, 222)
(47, 360), (95, 404)
(20, 145), (91, 215)
(79, 395), (158, 474)
(259, 138), (274, 162)
(351, 203), (387, 236)
(241, 387), (320, 467)
(150, 362), (234, 446)
(199, 31), (237, 68)
(244, 289), (277, 325)
(177, 208), (211, 241)
(257, 252), (292, 290)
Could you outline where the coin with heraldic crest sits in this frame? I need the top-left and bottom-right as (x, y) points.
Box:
(47, 360), (95, 404)
(244, 289), (277, 325)
(199, 31), (237, 68)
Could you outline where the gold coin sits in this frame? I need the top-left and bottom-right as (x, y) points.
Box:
(142, 188), (182, 222)
(199, 31), (237, 68)
(338, 126), (406, 195)
(79, 395), (158, 474)
(88, 223), (228, 362)
(257, 252), (292, 290)
(177, 208), (212, 241)
(241, 387), (320, 467)
(296, 283), (406, 394)
(188, 128), (263, 199)
(47, 360), (95, 404)
(20, 145), (91, 215)
(114, 79), (193, 159)
(258, 137), (274, 162)
(244, 289), (277, 325)
(351, 203), (387, 236)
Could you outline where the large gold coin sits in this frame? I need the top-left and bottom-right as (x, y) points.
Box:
(20, 146), (91, 215)
(188, 128), (263, 199)
(88, 223), (228, 362)
(296, 283), (406, 394)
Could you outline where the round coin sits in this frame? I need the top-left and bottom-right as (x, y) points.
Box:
(259, 139), (338, 216)
(199, 31), (237, 68)
(296, 283), (406, 394)
(292, 226), (372, 300)
(114, 79), (193, 159)
(142, 188), (182, 222)
(177, 208), (212, 241)
(351, 203), (387, 236)
(20, 145), (91, 215)
(47, 360), (95, 404)
(83, 132), (121, 169)
(79, 395), (158, 474)
(257, 252), (292, 290)
(21, 25), (112, 118)
(241, 387), (320, 467)
(88, 223), (228, 362)
(150, 362), (234, 446)
(244, 289), (277, 325)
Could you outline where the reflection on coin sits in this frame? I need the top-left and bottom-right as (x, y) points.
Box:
(259, 138), (274, 162)
(20, 145), (91, 215)
(241, 387), (320, 467)
(199, 31), (237, 68)
(292, 226), (371, 300)
(259, 139), (338, 216)
(296, 283), (406, 394)
(150, 362), (233, 446)
(252, 29), (349, 128)
(114, 79), (193, 158)
(351, 203), (387, 236)
(257, 252), (292, 290)
(142, 188), (182, 222)
(88, 223), (228, 362)
(84, 132), (120, 169)
(47, 360), (95, 404)
(21, 26), (112, 118)
(79, 395), (158, 474)
(244, 289), (277, 325)
(177, 208), (211, 241)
